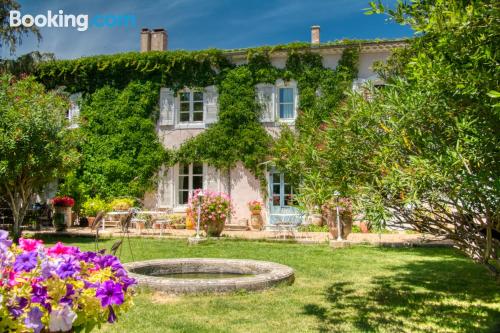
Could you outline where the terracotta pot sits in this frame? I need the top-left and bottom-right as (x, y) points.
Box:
(251, 209), (262, 215)
(203, 220), (224, 237)
(250, 213), (264, 230)
(87, 216), (96, 228)
(309, 213), (323, 226)
(322, 206), (352, 239)
(359, 221), (370, 233)
(136, 221), (145, 230)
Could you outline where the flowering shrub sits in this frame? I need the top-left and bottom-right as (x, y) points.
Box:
(0, 231), (136, 332)
(187, 190), (232, 235)
(248, 200), (262, 211)
(51, 197), (75, 208)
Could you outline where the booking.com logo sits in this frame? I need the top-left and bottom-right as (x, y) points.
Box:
(9, 10), (136, 32)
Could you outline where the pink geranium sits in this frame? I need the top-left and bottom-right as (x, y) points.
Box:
(19, 238), (44, 252)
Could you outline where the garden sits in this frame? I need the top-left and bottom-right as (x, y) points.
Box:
(0, 1), (499, 332)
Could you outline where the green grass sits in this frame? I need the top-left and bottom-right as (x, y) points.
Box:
(39, 236), (500, 333)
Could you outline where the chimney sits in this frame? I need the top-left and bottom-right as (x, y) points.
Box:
(311, 25), (320, 45)
(140, 28), (151, 52)
(151, 28), (168, 51)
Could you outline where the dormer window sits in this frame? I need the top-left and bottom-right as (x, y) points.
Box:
(179, 91), (204, 123)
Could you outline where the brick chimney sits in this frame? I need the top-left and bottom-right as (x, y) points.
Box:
(311, 25), (320, 45)
(140, 28), (151, 52)
(151, 28), (168, 51)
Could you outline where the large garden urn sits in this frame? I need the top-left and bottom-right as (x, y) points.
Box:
(321, 200), (352, 239)
(250, 210), (264, 230)
(51, 196), (75, 232)
(203, 219), (225, 237)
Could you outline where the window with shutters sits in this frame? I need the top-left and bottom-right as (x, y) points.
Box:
(179, 90), (204, 123)
(278, 88), (295, 119)
(177, 163), (204, 205)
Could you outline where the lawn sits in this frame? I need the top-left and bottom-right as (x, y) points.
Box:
(39, 236), (500, 333)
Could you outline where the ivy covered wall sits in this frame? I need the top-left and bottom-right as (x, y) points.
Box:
(36, 43), (361, 202)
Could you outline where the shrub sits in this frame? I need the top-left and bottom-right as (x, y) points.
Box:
(109, 198), (135, 211)
(0, 231), (136, 332)
(297, 224), (329, 232)
(81, 197), (109, 217)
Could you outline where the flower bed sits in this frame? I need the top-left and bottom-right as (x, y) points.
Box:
(0, 231), (136, 332)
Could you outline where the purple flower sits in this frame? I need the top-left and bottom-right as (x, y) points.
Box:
(95, 255), (123, 271)
(56, 258), (80, 279)
(31, 284), (48, 304)
(25, 307), (44, 333)
(60, 284), (75, 305)
(40, 259), (58, 279)
(96, 280), (124, 307)
(8, 297), (28, 318)
(119, 275), (137, 291)
(0, 230), (12, 252)
(77, 251), (97, 263)
(107, 305), (117, 323)
(13, 252), (38, 272)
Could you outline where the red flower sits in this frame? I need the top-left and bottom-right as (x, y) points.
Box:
(51, 196), (75, 207)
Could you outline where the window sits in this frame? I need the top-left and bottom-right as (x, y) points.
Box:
(279, 87), (295, 119)
(178, 163), (204, 205)
(179, 91), (204, 123)
(270, 172), (295, 207)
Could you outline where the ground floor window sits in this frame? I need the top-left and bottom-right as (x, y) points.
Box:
(270, 172), (295, 207)
(178, 163), (203, 205)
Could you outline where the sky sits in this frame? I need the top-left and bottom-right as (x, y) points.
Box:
(3, 0), (413, 60)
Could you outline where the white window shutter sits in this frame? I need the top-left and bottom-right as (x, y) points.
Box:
(158, 165), (174, 208)
(205, 165), (219, 191)
(256, 84), (275, 122)
(204, 85), (218, 124)
(159, 88), (175, 126)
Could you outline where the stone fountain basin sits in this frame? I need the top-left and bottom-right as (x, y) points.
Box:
(124, 258), (295, 294)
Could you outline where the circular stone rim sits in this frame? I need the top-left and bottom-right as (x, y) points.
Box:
(124, 258), (295, 294)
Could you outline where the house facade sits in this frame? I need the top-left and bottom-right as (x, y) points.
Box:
(142, 28), (405, 228)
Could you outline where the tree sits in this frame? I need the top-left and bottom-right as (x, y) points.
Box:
(0, 75), (79, 242)
(300, 0), (499, 270)
(0, 0), (41, 54)
(0, 51), (55, 76)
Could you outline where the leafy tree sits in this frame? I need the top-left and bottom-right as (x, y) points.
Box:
(0, 75), (79, 242)
(60, 81), (168, 203)
(296, 0), (499, 270)
(0, 51), (55, 76)
(0, 0), (41, 54)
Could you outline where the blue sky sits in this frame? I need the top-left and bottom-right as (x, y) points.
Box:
(3, 0), (413, 59)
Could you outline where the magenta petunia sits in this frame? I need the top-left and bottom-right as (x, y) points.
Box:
(95, 280), (124, 307)
(19, 238), (44, 252)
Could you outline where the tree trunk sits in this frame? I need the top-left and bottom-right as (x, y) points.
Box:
(4, 184), (31, 244)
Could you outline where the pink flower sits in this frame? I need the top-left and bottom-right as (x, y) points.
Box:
(46, 242), (78, 257)
(19, 238), (44, 252)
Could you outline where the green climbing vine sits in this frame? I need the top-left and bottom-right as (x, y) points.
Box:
(35, 42), (361, 201)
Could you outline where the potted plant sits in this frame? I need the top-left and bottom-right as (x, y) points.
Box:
(248, 200), (264, 230)
(359, 221), (371, 233)
(308, 206), (323, 226)
(0, 231), (136, 332)
(81, 197), (108, 227)
(189, 189), (232, 237)
(185, 207), (195, 230)
(51, 196), (75, 231)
